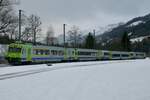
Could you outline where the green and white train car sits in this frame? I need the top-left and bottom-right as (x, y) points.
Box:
(5, 42), (146, 64)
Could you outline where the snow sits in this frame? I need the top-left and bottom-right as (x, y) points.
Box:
(130, 35), (150, 42)
(127, 21), (145, 27)
(0, 64), (47, 75)
(0, 59), (150, 100)
(130, 37), (145, 42)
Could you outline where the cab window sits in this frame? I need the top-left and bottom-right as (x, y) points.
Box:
(9, 47), (22, 52)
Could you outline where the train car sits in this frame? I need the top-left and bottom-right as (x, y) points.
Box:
(6, 43), (32, 64)
(77, 48), (98, 61)
(32, 45), (65, 62)
(6, 43), (76, 63)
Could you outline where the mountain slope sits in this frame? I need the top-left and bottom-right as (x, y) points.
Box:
(98, 13), (150, 42)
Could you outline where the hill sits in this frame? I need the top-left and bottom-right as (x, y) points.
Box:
(98, 13), (150, 42)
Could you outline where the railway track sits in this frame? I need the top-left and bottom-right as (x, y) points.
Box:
(0, 60), (135, 80)
(0, 64), (12, 68)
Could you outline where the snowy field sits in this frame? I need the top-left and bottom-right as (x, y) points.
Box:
(0, 59), (150, 100)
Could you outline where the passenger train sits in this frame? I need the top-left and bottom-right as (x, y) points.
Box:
(5, 42), (146, 64)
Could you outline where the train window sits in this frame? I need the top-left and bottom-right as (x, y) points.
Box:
(36, 50), (40, 55)
(78, 51), (92, 56)
(59, 51), (64, 55)
(17, 48), (21, 52)
(121, 54), (129, 57)
(38, 50), (41, 55)
(34, 49), (49, 55)
(112, 54), (120, 57)
(55, 51), (58, 55)
(104, 52), (109, 56)
(136, 53), (144, 56)
(51, 50), (58, 55)
(45, 50), (50, 55)
(40, 50), (44, 55)
(33, 49), (36, 55)
(33, 49), (42, 55)
(130, 53), (134, 56)
(45, 50), (47, 55)
(51, 50), (54, 55)
(91, 53), (96, 56)
(8, 47), (22, 52)
(35, 50), (38, 55)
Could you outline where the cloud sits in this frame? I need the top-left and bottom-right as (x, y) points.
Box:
(17, 0), (150, 35)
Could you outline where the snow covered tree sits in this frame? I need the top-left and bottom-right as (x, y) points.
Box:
(45, 25), (55, 45)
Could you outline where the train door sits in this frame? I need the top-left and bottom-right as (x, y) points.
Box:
(74, 48), (78, 60)
(97, 50), (102, 60)
(27, 47), (32, 62)
(64, 48), (68, 60)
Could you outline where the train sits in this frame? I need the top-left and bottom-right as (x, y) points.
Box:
(5, 42), (146, 64)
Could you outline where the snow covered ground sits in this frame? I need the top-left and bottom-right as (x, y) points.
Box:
(0, 59), (150, 100)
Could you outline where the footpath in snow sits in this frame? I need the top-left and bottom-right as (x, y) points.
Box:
(0, 59), (150, 100)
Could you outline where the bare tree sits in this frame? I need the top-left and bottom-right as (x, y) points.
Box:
(0, 0), (19, 7)
(67, 25), (82, 48)
(0, 0), (18, 37)
(0, 0), (10, 7)
(23, 14), (42, 44)
(8, 19), (18, 39)
(21, 27), (32, 41)
(0, 9), (18, 35)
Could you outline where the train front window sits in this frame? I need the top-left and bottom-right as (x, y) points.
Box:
(9, 47), (22, 53)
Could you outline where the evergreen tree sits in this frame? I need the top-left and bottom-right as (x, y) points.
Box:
(85, 32), (95, 49)
(121, 31), (131, 51)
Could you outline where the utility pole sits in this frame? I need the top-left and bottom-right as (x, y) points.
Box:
(93, 29), (96, 39)
(19, 10), (21, 41)
(93, 29), (96, 49)
(75, 31), (77, 48)
(63, 24), (66, 48)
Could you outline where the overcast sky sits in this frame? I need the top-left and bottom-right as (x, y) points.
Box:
(16, 0), (150, 36)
